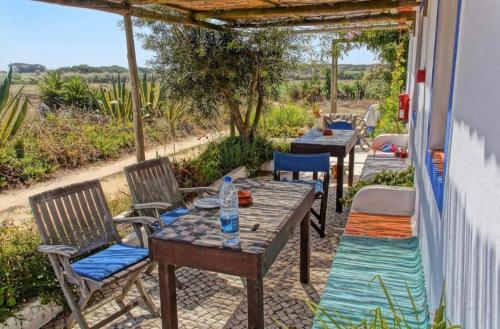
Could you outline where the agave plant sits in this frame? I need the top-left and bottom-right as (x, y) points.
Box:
(140, 72), (164, 116)
(0, 67), (28, 146)
(96, 74), (133, 122)
(63, 76), (94, 110)
(162, 99), (188, 136)
(38, 71), (64, 109)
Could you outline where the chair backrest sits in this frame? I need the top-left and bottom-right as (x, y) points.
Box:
(29, 180), (119, 257)
(273, 151), (330, 174)
(327, 120), (353, 130)
(124, 157), (184, 217)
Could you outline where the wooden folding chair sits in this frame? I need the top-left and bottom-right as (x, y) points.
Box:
(124, 157), (217, 229)
(29, 180), (159, 329)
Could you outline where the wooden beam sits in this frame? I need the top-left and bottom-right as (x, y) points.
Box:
(34, 0), (225, 31)
(291, 23), (411, 34)
(193, 0), (419, 20)
(124, 14), (146, 162)
(230, 12), (415, 28)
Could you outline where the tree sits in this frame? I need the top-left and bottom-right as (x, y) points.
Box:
(139, 24), (303, 142)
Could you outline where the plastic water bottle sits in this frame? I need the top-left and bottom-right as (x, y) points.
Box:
(219, 176), (240, 246)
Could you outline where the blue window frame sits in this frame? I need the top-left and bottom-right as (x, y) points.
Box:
(425, 0), (462, 213)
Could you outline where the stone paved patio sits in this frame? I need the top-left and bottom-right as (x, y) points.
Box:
(43, 175), (351, 329)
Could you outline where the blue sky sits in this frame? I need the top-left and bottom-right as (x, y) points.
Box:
(1, 0), (378, 70)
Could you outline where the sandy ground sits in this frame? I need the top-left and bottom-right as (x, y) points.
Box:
(0, 132), (226, 224)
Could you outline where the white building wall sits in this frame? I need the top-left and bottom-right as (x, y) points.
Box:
(408, 0), (444, 311)
(409, 0), (500, 327)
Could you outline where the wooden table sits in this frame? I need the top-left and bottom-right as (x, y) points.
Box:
(150, 179), (315, 329)
(291, 129), (357, 213)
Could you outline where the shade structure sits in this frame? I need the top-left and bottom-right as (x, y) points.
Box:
(312, 236), (429, 328)
(35, 0), (418, 31)
(344, 211), (414, 239)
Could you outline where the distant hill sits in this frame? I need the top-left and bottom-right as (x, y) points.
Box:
(3, 63), (151, 75)
(290, 63), (385, 81)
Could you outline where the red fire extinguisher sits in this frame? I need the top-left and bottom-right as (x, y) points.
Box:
(398, 93), (410, 122)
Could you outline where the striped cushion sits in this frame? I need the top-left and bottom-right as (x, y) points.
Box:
(312, 236), (429, 328)
(345, 211), (413, 239)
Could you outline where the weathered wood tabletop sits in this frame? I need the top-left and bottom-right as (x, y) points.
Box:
(291, 128), (357, 212)
(150, 178), (315, 329)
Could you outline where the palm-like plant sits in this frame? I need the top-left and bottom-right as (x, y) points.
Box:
(63, 76), (94, 110)
(96, 74), (133, 122)
(38, 71), (64, 109)
(0, 67), (28, 146)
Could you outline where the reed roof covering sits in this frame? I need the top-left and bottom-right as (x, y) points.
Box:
(35, 0), (419, 31)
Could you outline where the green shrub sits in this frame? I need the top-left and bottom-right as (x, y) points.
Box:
(0, 115), (139, 190)
(341, 167), (415, 207)
(259, 103), (314, 138)
(0, 222), (63, 323)
(196, 136), (273, 184)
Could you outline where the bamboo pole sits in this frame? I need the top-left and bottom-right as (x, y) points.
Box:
(124, 14), (145, 162)
(331, 40), (338, 115)
(193, 0), (418, 20)
(228, 12), (415, 28)
(291, 23), (411, 34)
(34, 0), (225, 31)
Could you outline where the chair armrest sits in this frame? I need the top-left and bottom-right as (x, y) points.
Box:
(351, 185), (415, 216)
(38, 244), (79, 258)
(372, 134), (409, 150)
(180, 187), (218, 194)
(132, 202), (173, 211)
(113, 216), (158, 226)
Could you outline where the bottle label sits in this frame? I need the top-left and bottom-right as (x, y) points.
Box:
(220, 215), (239, 233)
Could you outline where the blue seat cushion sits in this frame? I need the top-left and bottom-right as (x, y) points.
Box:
(281, 177), (324, 196)
(72, 244), (149, 281)
(160, 207), (189, 225)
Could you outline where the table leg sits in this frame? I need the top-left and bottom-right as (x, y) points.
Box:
(336, 156), (344, 213)
(247, 278), (264, 329)
(348, 147), (355, 186)
(159, 263), (178, 329)
(300, 210), (311, 283)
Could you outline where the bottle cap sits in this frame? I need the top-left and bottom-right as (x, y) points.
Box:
(224, 176), (231, 183)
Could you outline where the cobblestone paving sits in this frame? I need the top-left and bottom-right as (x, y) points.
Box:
(43, 177), (350, 329)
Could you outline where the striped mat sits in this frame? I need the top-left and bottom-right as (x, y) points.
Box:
(344, 211), (413, 239)
(312, 236), (429, 328)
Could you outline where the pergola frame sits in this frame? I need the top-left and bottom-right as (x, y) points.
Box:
(33, 0), (419, 161)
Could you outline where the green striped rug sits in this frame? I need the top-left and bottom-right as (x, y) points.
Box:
(312, 236), (429, 328)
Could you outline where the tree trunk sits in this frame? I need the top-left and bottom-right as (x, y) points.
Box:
(224, 89), (250, 143)
(250, 88), (264, 138)
(245, 70), (259, 125)
(229, 112), (235, 137)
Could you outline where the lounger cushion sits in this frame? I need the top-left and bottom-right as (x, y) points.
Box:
(160, 207), (189, 225)
(72, 244), (149, 281)
(281, 178), (324, 196)
(312, 236), (429, 328)
(345, 211), (413, 238)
